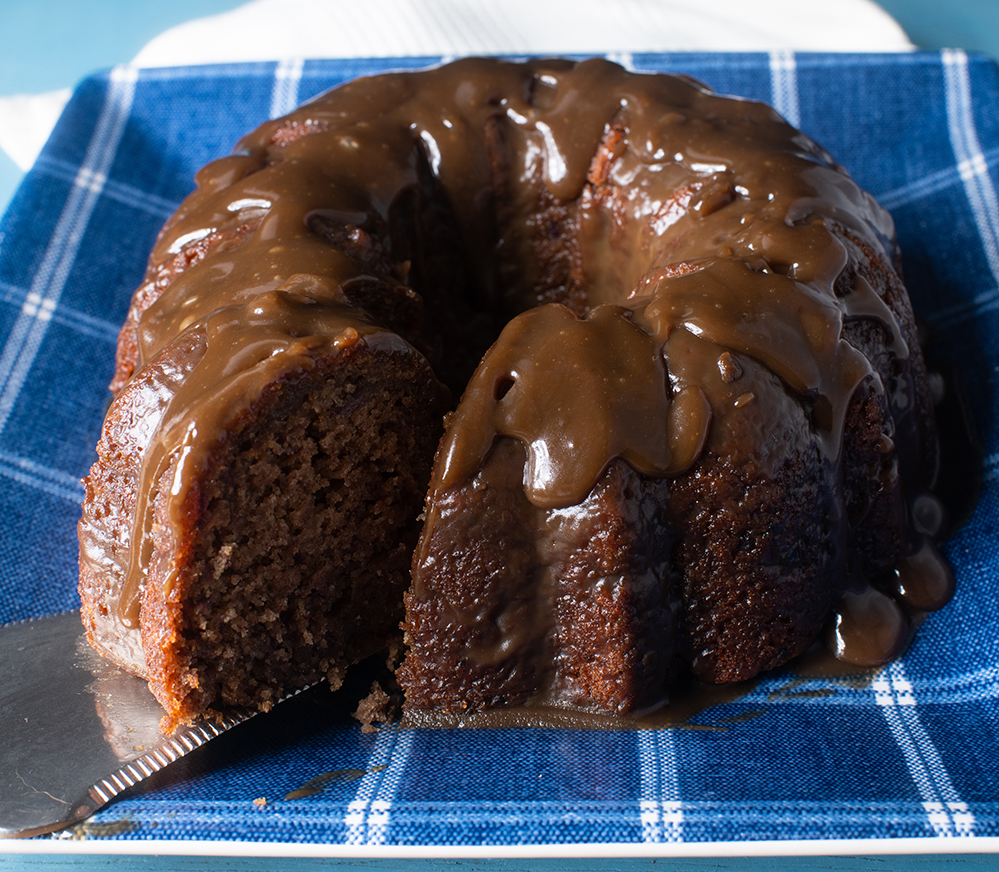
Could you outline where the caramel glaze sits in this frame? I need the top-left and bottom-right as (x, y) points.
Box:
(80, 57), (951, 712)
(393, 58), (949, 715)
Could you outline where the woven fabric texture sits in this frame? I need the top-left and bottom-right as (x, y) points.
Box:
(0, 51), (997, 848)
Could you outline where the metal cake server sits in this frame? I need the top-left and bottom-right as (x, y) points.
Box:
(0, 610), (255, 839)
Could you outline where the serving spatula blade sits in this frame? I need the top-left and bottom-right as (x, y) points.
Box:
(0, 610), (255, 839)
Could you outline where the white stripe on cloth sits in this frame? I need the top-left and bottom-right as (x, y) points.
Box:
(605, 52), (636, 71)
(270, 58), (305, 119)
(769, 49), (800, 128)
(983, 450), (999, 474)
(35, 154), (181, 219)
(638, 729), (683, 843)
(0, 448), (83, 503)
(0, 65), (137, 440)
(876, 144), (999, 213)
(943, 49), (999, 289)
(344, 725), (414, 845)
(927, 284), (999, 331)
(0, 280), (119, 344)
(874, 660), (975, 837)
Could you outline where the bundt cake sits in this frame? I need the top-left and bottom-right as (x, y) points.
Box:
(78, 57), (952, 727)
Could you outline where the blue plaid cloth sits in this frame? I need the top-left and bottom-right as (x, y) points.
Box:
(1, 51), (998, 850)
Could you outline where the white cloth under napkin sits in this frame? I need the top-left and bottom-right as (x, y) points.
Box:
(0, 0), (912, 176)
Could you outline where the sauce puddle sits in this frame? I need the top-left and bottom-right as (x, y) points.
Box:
(401, 645), (878, 731)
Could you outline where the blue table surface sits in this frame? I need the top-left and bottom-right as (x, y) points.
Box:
(2, 2), (999, 870)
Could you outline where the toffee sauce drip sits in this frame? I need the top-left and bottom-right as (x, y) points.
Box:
(97, 57), (945, 674)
